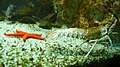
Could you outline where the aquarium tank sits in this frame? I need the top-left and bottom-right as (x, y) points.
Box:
(0, 0), (120, 67)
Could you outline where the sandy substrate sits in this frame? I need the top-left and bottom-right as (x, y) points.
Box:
(0, 21), (120, 67)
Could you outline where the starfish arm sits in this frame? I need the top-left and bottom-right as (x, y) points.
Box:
(38, 37), (45, 40)
(28, 34), (45, 40)
(4, 33), (25, 36)
(16, 30), (42, 36)
(16, 30), (27, 34)
(22, 34), (28, 41)
(32, 34), (42, 36)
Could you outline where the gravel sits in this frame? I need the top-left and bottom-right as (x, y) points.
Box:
(0, 21), (120, 67)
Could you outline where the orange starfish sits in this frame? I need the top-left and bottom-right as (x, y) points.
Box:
(4, 30), (45, 41)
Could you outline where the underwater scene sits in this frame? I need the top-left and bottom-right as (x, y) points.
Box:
(0, 0), (120, 67)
